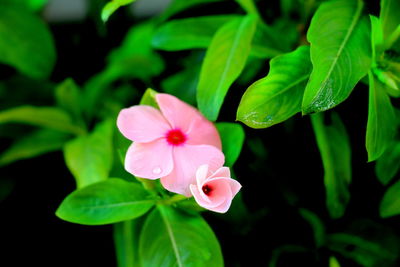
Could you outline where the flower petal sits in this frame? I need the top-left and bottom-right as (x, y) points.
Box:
(125, 140), (173, 179)
(117, 106), (171, 142)
(210, 167), (231, 179)
(195, 164), (210, 185)
(160, 144), (225, 196)
(186, 116), (222, 149)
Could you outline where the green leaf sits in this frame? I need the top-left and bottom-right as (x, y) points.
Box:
(380, 179), (400, 218)
(235, 0), (260, 16)
(152, 15), (239, 51)
(64, 120), (114, 188)
(299, 208), (325, 248)
(159, 0), (223, 22)
(311, 112), (351, 219)
(139, 206), (223, 267)
(55, 78), (83, 122)
(251, 21), (287, 58)
(302, 0), (371, 114)
(215, 122), (245, 167)
(83, 22), (163, 120)
(328, 233), (397, 266)
(366, 71), (396, 161)
(114, 218), (145, 267)
(0, 3), (56, 79)
(380, 0), (400, 49)
(376, 142), (400, 185)
(101, 0), (136, 22)
(140, 88), (159, 108)
(161, 64), (200, 105)
(0, 129), (70, 166)
(370, 15), (384, 61)
(5, 0), (48, 11)
(197, 15), (257, 121)
(56, 178), (155, 225)
(237, 46), (311, 128)
(0, 106), (84, 135)
(329, 256), (341, 267)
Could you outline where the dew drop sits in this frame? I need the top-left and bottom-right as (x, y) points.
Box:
(152, 167), (162, 174)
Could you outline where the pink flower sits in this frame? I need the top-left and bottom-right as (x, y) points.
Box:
(190, 164), (241, 213)
(117, 93), (224, 196)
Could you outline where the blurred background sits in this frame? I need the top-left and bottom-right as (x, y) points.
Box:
(1, 0), (399, 266)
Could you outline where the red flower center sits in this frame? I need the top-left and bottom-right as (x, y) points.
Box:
(202, 184), (213, 196)
(166, 129), (187, 146)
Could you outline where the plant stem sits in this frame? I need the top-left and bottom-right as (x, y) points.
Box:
(113, 220), (135, 267)
(158, 194), (188, 206)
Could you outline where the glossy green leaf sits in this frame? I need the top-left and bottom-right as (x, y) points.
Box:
(0, 129), (70, 166)
(0, 106), (84, 135)
(302, 0), (371, 114)
(380, 179), (400, 218)
(153, 16), (283, 59)
(328, 233), (397, 266)
(101, 0), (136, 22)
(237, 46), (311, 128)
(380, 0), (400, 49)
(64, 120), (114, 188)
(197, 15), (257, 121)
(152, 15), (239, 51)
(55, 78), (83, 121)
(311, 112), (351, 219)
(56, 178), (155, 225)
(376, 142), (400, 185)
(215, 122), (245, 167)
(0, 3), (56, 79)
(366, 71), (396, 162)
(139, 206), (223, 267)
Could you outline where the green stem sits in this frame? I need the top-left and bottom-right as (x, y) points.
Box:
(158, 194), (188, 206)
(113, 220), (135, 267)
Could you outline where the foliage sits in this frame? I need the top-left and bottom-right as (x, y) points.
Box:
(2, 0), (400, 266)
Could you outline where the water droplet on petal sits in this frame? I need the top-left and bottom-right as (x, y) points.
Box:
(153, 167), (162, 174)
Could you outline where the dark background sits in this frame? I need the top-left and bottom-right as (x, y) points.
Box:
(1, 0), (399, 266)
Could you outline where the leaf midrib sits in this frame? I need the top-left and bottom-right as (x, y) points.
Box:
(159, 207), (183, 267)
(310, 0), (364, 104)
(79, 199), (155, 210)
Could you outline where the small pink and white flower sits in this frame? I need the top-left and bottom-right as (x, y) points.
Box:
(117, 93), (224, 196)
(190, 164), (241, 213)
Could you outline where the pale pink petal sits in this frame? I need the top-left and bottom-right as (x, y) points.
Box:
(125, 140), (173, 179)
(210, 199), (232, 213)
(195, 164), (210, 185)
(186, 117), (222, 149)
(156, 93), (202, 133)
(209, 167), (231, 179)
(229, 179), (242, 196)
(117, 106), (171, 142)
(190, 184), (211, 206)
(160, 144), (224, 196)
